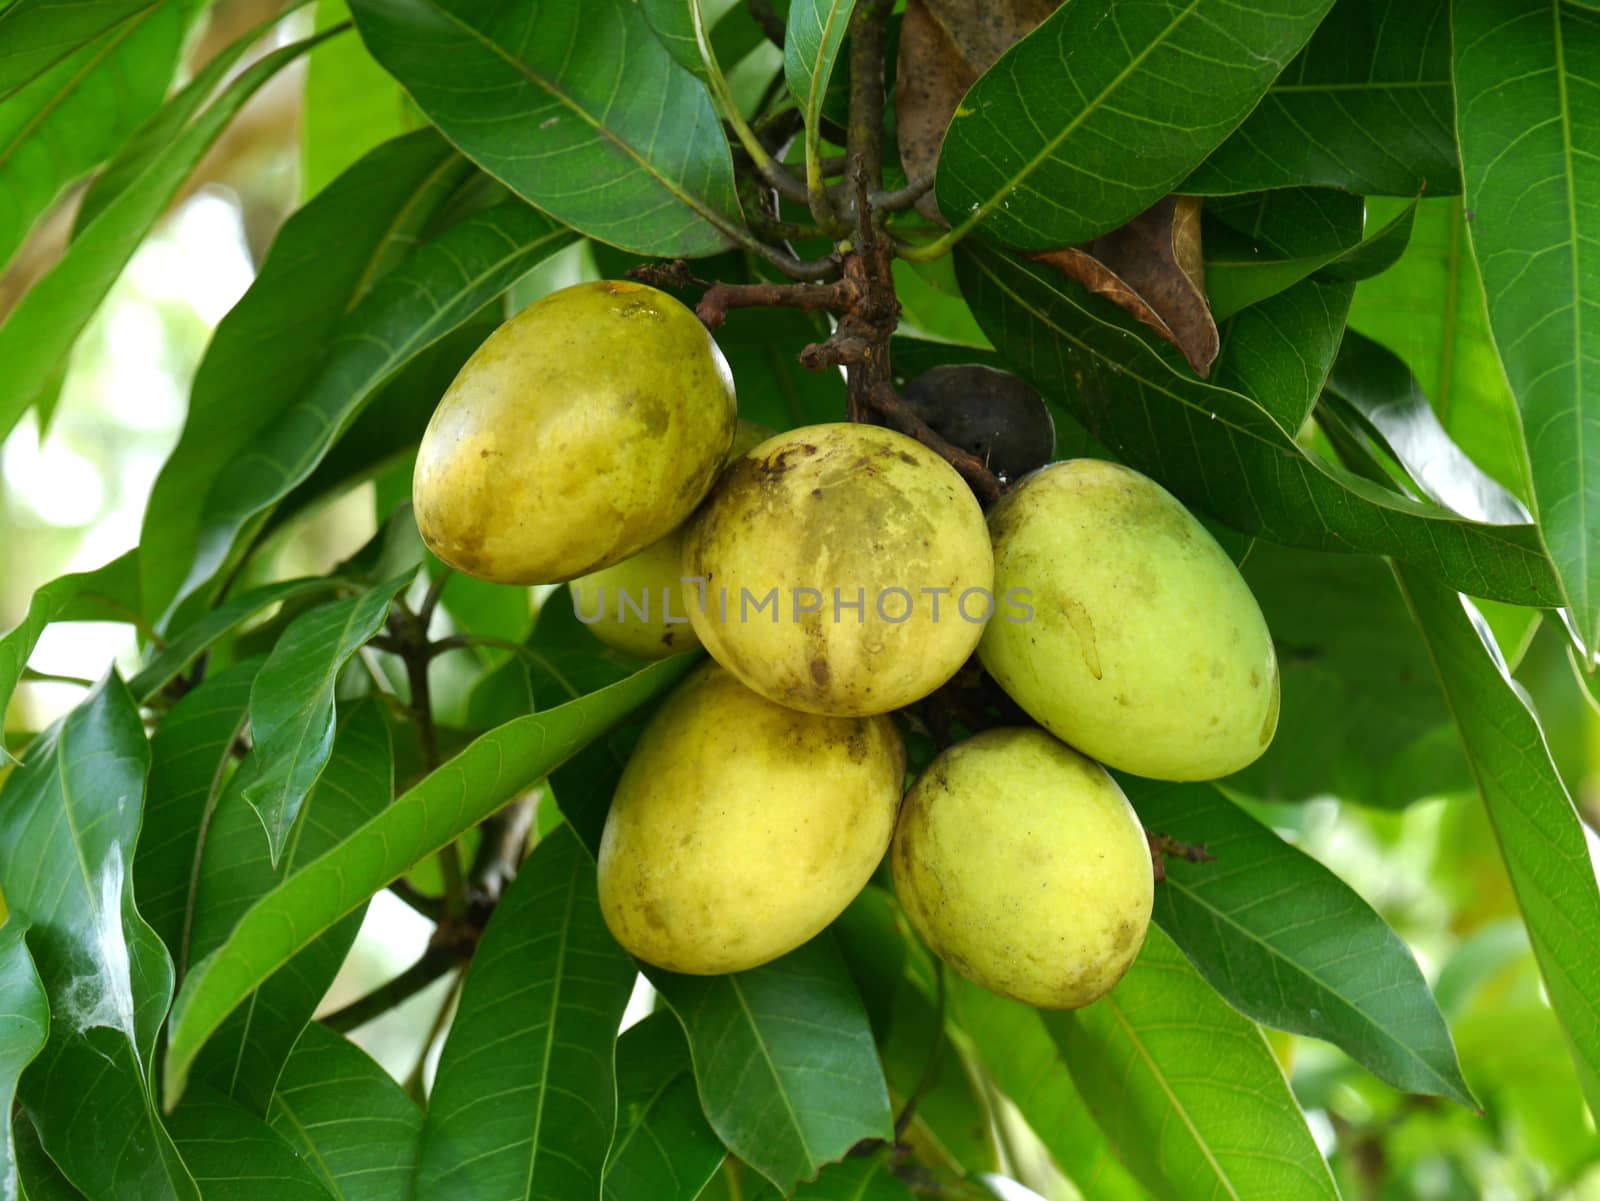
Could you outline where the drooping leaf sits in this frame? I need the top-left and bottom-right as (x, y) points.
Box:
(268, 1023), (423, 1201)
(302, 0), (415, 198)
(1186, 0), (1458, 195)
(651, 934), (893, 1194)
(955, 242), (1563, 607)
(239, 578), (410, 865)
(163, 655), (694, 1107)
(0, 22), (338, 444)
(0, 675), (199, 1201)
(1346, 196), (1529, 500)
(135, 658), (263, 970)
(1212, 275), (1354, 433)
(0, 0), (183, 274)
(348, 0), (743, 256)
(167, 202), (576, 620)
(1393, 567), (1600, 1118)
(604, 1012), (727, 1201)
(1453, 0), (1600, 654)
(0, 551), (141, 759)
(933, 0), (1336, 249)
(1128, 778), (1475, 1106)
(946, 978), (1149, 1201)
(1048, 926), (1339, 1201)
(166, 1087), (337, 1201)
(139, 128), (468, 621)
(186, 703), (394, 1115)
(417, 825), (635, 1200)
(0, 921), (49, 1201)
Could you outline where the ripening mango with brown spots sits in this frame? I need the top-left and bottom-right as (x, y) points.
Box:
(597, 662), (904, 974)
(978, 459), (1278, 781)
(412, 281), (736, 585)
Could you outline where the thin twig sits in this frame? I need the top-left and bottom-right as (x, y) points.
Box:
(746, 0), (786, 48)
(864, 384), (1002, 502)
(388, 877), (444, 922)
(322, 942), (461, 1034)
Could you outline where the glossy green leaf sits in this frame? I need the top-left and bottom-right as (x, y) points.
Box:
(786, 0), (855, 205)
(947, 979), (1148, 1201)
(169, 202), (576, 619)
(1047, 926), (1338, 1201)
(166, 1088), (336, 1201)
(934, 0), (1335, 249)
(1186, 0), (1459, 195)
(140, 128), (467, 622)
(268, 1023), (423, 1201)
(136, 659), (262, 971)
(0, 0), (167, 101)
(1347, 197), (1529, 500)
(954, 242), (1562, 607)
(11, 1114), (85, 1201)
(1128, 778), (1474, 1106)
(1213, 275), (1354, 433)
(302, 0), (414, 198)
(0, 921), (48, 1201)
(0, 674), (198, 1201)
(0, 0), (182, 273)
(417, 825), (636, 1200)
(651, 935), (893, 1194)
(604, 1012), (727, 1201)
(128, 579), (338, 703)
(348, 0), (743, 256)
(0, 23), (336, 445)
(1394, 567), (1600, 1118)
(186, 703), (394, 1114)
(240, 579), (409, 865)
(1453, 0), (1600, 653)
(1228, 541), (1469, 807)
(0, 551), (141, 760)
(788, 1154), (913, 1200)
(1206, 202), (1416, 322)
(163, 655), (694, 1107)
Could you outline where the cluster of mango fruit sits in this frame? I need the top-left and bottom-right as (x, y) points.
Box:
(413, 280), (1277, 1009)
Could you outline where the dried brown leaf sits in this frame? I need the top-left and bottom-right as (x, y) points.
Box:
(1028, 196), (1219, 378)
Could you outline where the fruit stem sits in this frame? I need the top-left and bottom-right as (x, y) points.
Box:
(1145, 831), (1217, 883)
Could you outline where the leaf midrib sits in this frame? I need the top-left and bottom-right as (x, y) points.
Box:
(521, 853), (580, 1201)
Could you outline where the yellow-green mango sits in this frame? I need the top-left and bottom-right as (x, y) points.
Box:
(569, 421), (773, 659)
(681, 423), (994, 716)
(979, 460), (1278, 780)
(598, 662), (905, 974)
(892, 727), (1151, 1008)
(413, 280), (736, 585)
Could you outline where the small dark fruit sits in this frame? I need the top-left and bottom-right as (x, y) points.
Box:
(901, 363), (1056, 483)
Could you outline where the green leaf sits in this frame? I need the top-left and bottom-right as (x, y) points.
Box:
(186, 702), (394, 1114)
(0, 0), (167, 101)
(136, 658), (262, 971)
(128, 579), (338, 703)
(302, 0), (414, 198)
(1393, 566), (1600, 1118)
(1047, 926), (1338, 1201)
(947, 979), (1148, 1201)
(268, 1024), (423, 1201)
(0, 22), (336, 445)
(1127, 778), (1475, 1106)
(0, 0), (183, 274)
(0, 551), (141, 761)
(1212, 275), (1354, 433)
(1185, 0), (1459, 195)
(788, 1154), (913, 1200)
(1453, 0), (1600, 653)
(11, 1114), (86, 1201)
(604, 1012), (727, 1201)
(139, 128), (468, 622)
(417, 825), (636, 1200)
(651, 935), (893, 1194)
(933, 0), (1336, 249)
(163, 655), (694, 1107)
(239, 579), (410, 865)
(1347, 197), (1529, 501)
(168, 202), (577, 619)
(166, 1087), (337, 1201)
(348, 0), (743, 256)
(0, 674), (199, 1201)
(954, 242), (1563, 607)
(0, 921), (49, 1201)
(1205, 201), (1416, 322)
(1228, 542), (1469, 807)
(785, 0), (855, 200)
